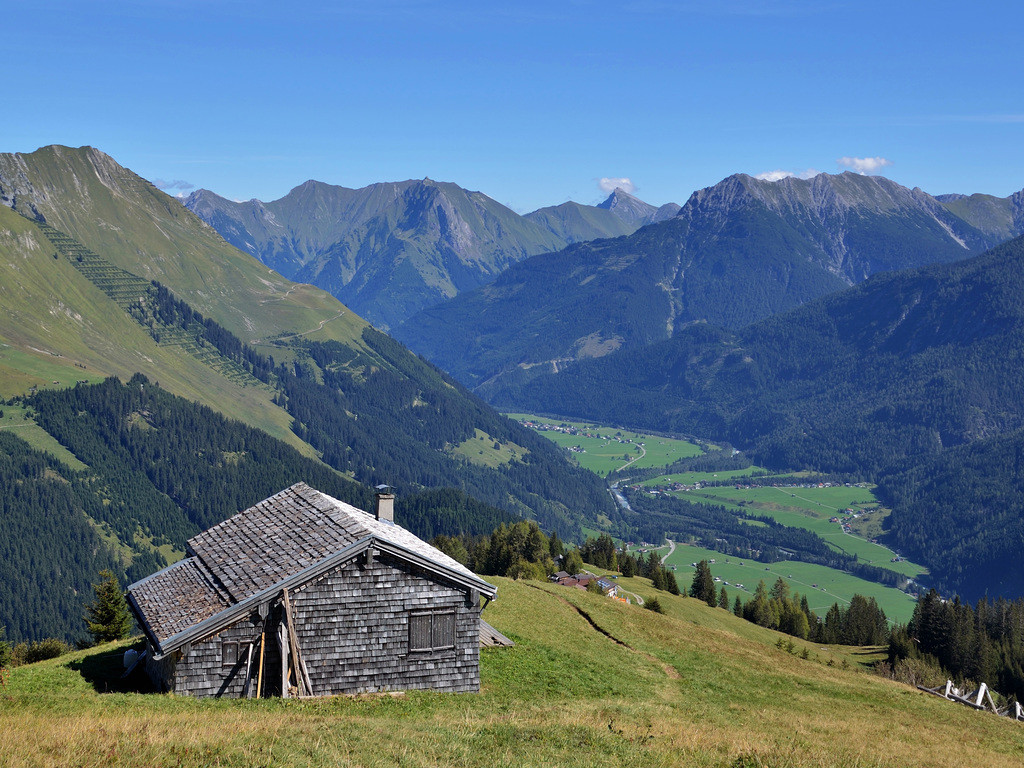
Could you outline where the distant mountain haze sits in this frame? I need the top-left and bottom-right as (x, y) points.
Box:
(186, 180), (678, 329)
(490, 234), (1024, 600)
(392, 171), (1024, 394)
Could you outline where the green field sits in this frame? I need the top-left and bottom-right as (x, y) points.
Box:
(506, 413), (704, 475)
(511, 413), (925, 622)
(672, 484), (924, 579)
(0, 404), (88, 470)
(0, 344), (106, 399)
(640, 541), (920, 625)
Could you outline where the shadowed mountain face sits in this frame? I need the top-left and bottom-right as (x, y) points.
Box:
(492, 235), (1024, 600)
(185, 181), (679, 330)
(392, 172), (1024, 393)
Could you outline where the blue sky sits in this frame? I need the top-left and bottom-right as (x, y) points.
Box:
(8, 1), (1023, 212)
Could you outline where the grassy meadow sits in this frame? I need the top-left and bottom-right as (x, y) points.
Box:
(511, 412), (925, 625)
(647, 541), (920, 624)
(506, 413), (704, 475)
(3, 578), (1022, 767)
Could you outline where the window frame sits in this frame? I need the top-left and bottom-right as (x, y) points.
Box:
(221, 640), (240, 667)
(408, 609), (457, 653)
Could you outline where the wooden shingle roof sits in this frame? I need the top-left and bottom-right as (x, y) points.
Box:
(128, 483), (496, 657)
(128, 557), (230, 643)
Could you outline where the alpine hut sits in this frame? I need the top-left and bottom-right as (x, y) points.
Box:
(127, 482), (497, 698)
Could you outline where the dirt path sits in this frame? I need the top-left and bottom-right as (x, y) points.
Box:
(660, 539), (676, 564)
(617, 442), (646, 471)
(257, 312), (346, 344)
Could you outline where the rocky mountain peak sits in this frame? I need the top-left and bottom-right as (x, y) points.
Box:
(597, 187), (660, 227)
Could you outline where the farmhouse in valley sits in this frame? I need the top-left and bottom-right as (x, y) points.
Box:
(127, 482), (498, 698)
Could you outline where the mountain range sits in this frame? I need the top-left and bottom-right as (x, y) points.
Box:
(392, 172), (1024, 394)
(5, 142), (1024, 636)
(185, 181), (676, 329)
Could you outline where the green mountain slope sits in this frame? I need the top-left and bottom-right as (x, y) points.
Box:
(494, 236), (1024, 599)
(0, 146), (617, 640)
(0, 204), (308, 449)
(395, 172), (1024, 396)
(0, 146), (365, 350)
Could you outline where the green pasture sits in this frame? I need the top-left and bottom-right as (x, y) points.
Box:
(0, 404), (88, 470)
(643, 541), (920, 624)
(449, 428), (530, 468)
(7, 578), (1022, 768)
(640, 466), (787, 484)
(678, 485), (924, 579)
(507, 412), (704, 474)
(0, 345), (105, 398)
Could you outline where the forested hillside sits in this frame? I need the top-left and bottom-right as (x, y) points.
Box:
(1, 374), (525, 643)
(0, 309), (615, 643)
(0, 145), (615, 643)
(492, 236), (1024, 599)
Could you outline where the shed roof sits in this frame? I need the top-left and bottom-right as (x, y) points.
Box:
(128, 483), (496, 657)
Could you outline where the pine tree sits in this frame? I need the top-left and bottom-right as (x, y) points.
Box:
(718, 586), (730, 610)
(83, 570), (133, 645)
(689, 560), (716, 606)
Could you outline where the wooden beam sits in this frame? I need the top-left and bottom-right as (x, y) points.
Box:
(256, 629), (266, 699)
(277, 621), (289, 699)
(282, 589), (312, 697)
(243, 641), (255, 699)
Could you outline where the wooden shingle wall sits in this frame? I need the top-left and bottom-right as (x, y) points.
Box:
(170, 612), (265, 698)
(291, 553), (481, 695)
(166, 553), (481, 697)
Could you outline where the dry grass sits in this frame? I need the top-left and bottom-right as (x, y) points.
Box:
(2, 579), (1023, 767)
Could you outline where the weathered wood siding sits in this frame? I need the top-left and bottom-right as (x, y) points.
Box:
(169, 612), (265, 698)
(166, 553), (480, 697)
(291, 553), (481, 695)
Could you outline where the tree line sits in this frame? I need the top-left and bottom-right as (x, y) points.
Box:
(888, 589), (1024, 702)
(690, 560), (889, 646)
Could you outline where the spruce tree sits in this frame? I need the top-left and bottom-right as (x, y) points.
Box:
(83, 570), (133, 645)
(689, 560), (716, 605)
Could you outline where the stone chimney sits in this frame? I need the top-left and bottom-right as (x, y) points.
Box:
(374, 485), (394, 523)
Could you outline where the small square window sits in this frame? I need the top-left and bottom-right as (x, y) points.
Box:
(409, 611), (456, 652)
(222, 640), (239, 666)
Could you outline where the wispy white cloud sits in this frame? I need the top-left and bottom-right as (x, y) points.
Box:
(836, 156), (893, 174)
(754, 168), (821, 182)
(153, 178), (196, 193)
(598, 177), (635, 195)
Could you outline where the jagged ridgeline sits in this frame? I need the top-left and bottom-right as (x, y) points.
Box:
(394, 172), (1024, 395)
